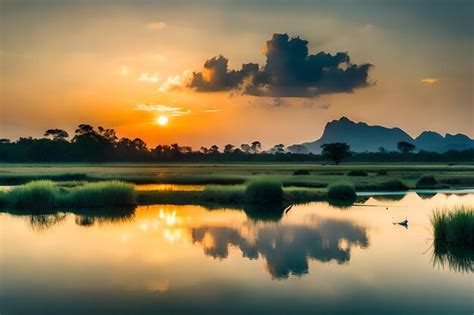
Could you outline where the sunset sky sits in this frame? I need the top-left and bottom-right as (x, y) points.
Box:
(1, 0), (473, 149)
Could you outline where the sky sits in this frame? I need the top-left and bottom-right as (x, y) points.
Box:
(1, 0), (473, 149)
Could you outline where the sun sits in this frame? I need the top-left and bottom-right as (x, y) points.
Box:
(156, 115), (169, 126)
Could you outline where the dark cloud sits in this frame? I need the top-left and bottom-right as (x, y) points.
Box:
(188, 33), (373, 97)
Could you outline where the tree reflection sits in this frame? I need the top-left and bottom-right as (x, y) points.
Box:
(192, 217), (369, 279)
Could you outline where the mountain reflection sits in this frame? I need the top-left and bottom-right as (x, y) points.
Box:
(192, 217), (369, 279)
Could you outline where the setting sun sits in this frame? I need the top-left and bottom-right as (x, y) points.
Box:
(156, 116), (169, 126)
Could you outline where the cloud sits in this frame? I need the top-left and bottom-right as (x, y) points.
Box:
(136, 104), (191, 116)
(188, 33), (373, 97)
(119, 65), (129, 77)
(138, 72), (160, 83)
(200, 107), (222, 113)
(421, 77), (440, 84)
(361, 23), (376, 32)
(147, 21), (167, 30)
(159, 70), (191, 92)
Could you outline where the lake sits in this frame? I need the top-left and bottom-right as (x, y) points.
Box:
(1, 192), (473, 314)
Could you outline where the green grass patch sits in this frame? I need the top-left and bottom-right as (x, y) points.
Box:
(416, 175), (438, 188)
(431, 206), (474, 248)
(293, 169), (310, 176)
(3, 180), (136, 211)
(327, 182), (356, 202)
(244, 179), (283, 204)
(347, 170), (368, 176)
(201, 185), (245, 203)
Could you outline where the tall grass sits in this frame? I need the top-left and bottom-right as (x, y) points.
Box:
(201, 185), (245, 203)
(244, 179), (283, 204)
(62, 181), (136, 207)
(431, 206), (474, 248)
(4, 180), (136, 210)
(9, 180), (58, 210)
(327, 182), (356, 201)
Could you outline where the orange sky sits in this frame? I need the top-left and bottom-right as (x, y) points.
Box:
(1, 0), (472, 149)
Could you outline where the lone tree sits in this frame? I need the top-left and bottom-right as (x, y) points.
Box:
(321, 143), (351, 165)
(44, 129), (69, 141)
(397, 141), (415, 154)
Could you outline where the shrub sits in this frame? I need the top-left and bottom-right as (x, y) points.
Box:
(327, 182), (356, 201)
(347, 170), (368, 177)
(293, 169), (310, 176)
(244, 179), (283, 204)
(416, 175), (438, 188)
(380, 179), (409, 191)
(9, 180), (58, 210)
(376, 170), (388, 176)
(431, 206), (474, 248)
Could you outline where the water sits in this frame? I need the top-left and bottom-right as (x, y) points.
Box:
(1, 193), (473, 314)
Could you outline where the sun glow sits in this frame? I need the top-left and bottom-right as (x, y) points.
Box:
(156, 115), (169, 126)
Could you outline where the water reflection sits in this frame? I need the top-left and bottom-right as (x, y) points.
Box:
(432, 243), (474, 274)
(25, 213), (67, 233)
(192, 216), (368, 279)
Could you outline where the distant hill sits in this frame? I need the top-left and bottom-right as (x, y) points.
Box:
(289, 117), (474, 153)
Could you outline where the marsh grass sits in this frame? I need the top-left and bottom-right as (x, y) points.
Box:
(9, 180), (58, 210)
(347, 170), (368, 176)
(293, 169), (310, 176)
(327, 182), (356, 202)
(244, 179), (283, 204)
(201, 185), (245, 203)
(416, 175), (438, 188)
(4, 180), (136, 210)
(431, 206), (474, 248)
(62, 181), (136, 207)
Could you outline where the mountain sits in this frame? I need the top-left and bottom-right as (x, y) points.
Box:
(292, 117), (474, 153)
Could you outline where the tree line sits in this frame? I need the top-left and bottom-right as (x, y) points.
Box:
(0, 124), (473, 163)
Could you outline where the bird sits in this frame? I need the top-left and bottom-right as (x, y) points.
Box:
(393, 217), (408, 228)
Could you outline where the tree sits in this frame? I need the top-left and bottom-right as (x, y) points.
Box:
(44, 129), (69, 141)
(397, 141), (415, 154)
(240, 144), (251, 154)
(271, 144), (285, 154)
(224, 144), (235, 154)
(209, 145), (219, 154)
(251, 141), (262, 154)
(321, 143), (351, 165)
(378, 147), (386, 153)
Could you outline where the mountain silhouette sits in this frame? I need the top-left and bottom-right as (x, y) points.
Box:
(293, 117), (474, 153)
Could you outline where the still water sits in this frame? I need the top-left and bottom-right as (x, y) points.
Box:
(1, 193), (473, 314)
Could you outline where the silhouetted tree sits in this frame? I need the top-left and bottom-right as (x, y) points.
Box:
(251, 141), (262, 154)
(397, 141), (415, 154)
(0, 138), (11, 144)
(241, 144), (251, 154)
(271, 144), (285, 154)
(210, 145), (219, 154)
(321, 143), (351, 165)
(44, 129), (69, 141)
(378, 147), (386, 153)
(224, 144), (235, 154)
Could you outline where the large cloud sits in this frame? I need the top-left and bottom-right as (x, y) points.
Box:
(188, 33), (373, 97)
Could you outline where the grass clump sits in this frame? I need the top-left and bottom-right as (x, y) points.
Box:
(244, 179), (283, 204)
(378, 179), (409, 191)
(201, 185), (245, 203)
(9, 180), (58, 210)
(293, 169), (310, 176)
(376, 170), (388, 176)
(416, 175), (438, 188)
(4, 180), (136, 210)
(347, 170), (368, 177)
(327, 182), (356, 202)
(431, 206), (474, 248)
(64, 181), (136, 207)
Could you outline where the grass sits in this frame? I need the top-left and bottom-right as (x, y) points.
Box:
(201, 185), (245, 203)
(357, 179), (409, 191)
(416, 175), (438, 188)
(3, 180), (136, 211)
(244, 179), (283, 204)
(431, 206), (474, 273)
(9, 180), (58, 210)
(327, 182), (356, 202)
(293, 169), (310, 176)
(431, 206), (474, 248)
(347, 170), (368, 176)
